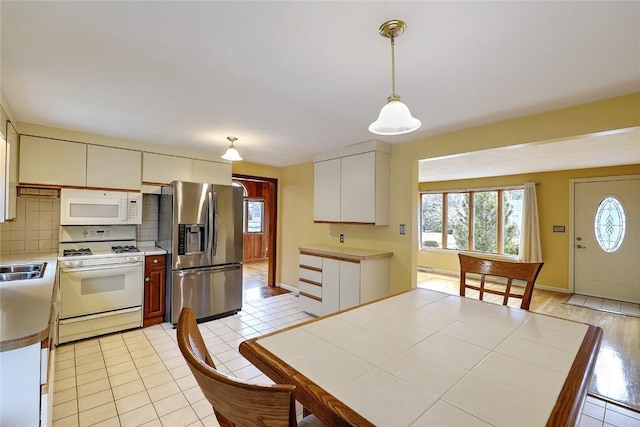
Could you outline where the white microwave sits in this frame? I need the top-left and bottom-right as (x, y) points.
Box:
(60, 189), (142, 225)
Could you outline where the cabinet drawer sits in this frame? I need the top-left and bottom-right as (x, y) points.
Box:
(299, 280), (321, 299)
(300, 254), (322, 269)
(146, 255), (166, 267)
(299, 267), (322, 283)
(299, 294), (321, 317)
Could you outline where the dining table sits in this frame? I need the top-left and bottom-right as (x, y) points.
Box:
(239, 288), (603, 427)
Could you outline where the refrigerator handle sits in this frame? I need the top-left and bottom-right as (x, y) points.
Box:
(213, 191), (219, 256)
(207, 191), (215, 259)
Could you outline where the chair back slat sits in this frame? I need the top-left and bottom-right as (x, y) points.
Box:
(177, 307), (298, 427)
(458, 254), (543, 310)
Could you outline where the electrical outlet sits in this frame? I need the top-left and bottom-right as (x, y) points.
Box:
(339, 234), (344, 243)
(327, 234), (332, 241)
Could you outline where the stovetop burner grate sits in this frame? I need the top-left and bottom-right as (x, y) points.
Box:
(63, 248), (93, 257)
(111, 245), (140, 254)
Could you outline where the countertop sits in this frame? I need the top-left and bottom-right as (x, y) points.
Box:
(0, 252), (58, 352)
(299, 244), (393, 261)
(137, 242), (167, 256)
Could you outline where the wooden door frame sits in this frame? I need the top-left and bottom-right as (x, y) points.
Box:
(233, 174), (278, 287)
(569, 174), (640, 294)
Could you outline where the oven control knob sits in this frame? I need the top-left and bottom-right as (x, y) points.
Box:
(63, 261), (72, 267)
(73, 260), (82, 267)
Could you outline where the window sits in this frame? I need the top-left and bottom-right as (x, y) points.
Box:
(594, 196), (626, 253)
(244, 198), (264, 234)
(420, 187), (524, 256)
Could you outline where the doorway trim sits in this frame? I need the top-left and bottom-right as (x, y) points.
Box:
(233, 174), (278, 287)
(568, 174), (640, 294)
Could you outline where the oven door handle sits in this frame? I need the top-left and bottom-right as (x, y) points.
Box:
(61, 262), (142, 273)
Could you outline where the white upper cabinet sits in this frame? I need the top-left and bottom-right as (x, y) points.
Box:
(87, 145), (141, 190)
(313, 158), (341, 222)
(191, 159), (232, 185)
(142, 153), (232, 187)
(313, 140), (390, 225)
(20, 136), (87, 187)
(142, 152), (192, 184)
(20, 136), (142, 190)
(4, 122), (19, 220)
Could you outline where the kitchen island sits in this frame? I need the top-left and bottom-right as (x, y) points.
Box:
(0, 251), (58, 427)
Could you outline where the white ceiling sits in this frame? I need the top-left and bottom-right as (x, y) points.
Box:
(1, 1), (639, 174)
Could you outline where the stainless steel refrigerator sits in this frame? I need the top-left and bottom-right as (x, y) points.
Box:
(159, 181), (243, 324)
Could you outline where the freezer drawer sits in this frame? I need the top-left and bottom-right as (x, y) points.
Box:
(170, 264), (242, 324)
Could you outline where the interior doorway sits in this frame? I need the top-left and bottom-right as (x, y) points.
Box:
(572, 175), (640, 303)
(232, 174), (277, 291)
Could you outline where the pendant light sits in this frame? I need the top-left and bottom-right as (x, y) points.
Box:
(221, 136), (243, 161)
(369, 20), (421, 136)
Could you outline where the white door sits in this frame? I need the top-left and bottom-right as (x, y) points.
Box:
(574, 177), (640, 303)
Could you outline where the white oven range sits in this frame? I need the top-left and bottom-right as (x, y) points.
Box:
(57, 225), (144, 344)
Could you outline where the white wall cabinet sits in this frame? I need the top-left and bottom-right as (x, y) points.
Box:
(313, 159), (341, 222)
(313, 140), (390, 225)
(20, 135), (87, 187)
(1, 119), (19, 222)
(142, 152), (192, 184)
(20, 136), (142, 190)
(142, 153), (231, 187)
(191, 159), (232, 185)
(87, 145), (141, 190)
(298, 248), (391, 316)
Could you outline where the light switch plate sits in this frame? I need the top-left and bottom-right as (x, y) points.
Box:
(399, 224), (406, 235)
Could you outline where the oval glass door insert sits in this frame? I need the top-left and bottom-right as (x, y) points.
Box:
(594, 196), (626, 253)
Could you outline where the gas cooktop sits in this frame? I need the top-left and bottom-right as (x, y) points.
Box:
(111, 245), (141, 254)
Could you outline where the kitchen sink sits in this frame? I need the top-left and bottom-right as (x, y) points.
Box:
(0, 263), (47, 282)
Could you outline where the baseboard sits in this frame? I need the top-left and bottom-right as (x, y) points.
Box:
(277, 283), (299, 295)
(419, 266), (572, 294)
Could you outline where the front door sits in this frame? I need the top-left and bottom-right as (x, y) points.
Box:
(573, 176), (640, 302)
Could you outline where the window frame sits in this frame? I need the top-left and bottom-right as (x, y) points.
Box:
(419, 185), (524, 258)
(244, 197), (265, 234)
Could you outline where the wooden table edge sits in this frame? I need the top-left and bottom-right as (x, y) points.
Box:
(545, 324), (604, 427)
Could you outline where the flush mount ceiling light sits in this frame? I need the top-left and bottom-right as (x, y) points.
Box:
(221, 136), (243, 161)
(369, 19), (421, 136)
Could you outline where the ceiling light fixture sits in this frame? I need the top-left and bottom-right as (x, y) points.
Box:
(369, 19), (421, 136)
(221, 136), (243, 161)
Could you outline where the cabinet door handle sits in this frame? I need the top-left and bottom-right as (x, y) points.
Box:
(145, 277), (150, 282)
(153, 259), (158, 264)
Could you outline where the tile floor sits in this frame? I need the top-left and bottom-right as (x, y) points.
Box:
(51, 294), (314, 427)
(52, 290), (640, 427)
(566, 294), (640, 318)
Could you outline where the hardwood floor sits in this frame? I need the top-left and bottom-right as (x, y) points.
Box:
(242, 260), (290, 302)
(418, 270), (640, 413)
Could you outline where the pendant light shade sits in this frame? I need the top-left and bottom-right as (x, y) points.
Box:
(221, 136), (243, 161)
(369, 96), (421, 135)
(369, 20), (421, 136)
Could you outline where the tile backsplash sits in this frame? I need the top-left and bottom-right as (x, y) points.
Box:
(137, 194), (159, 242)
(0, 192), (160, 255)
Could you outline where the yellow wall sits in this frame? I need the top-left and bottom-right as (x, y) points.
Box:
(271, 93), (640, 294)
(417, 165), (640, 291)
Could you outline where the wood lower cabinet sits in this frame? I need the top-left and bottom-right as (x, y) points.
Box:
(143, 254), (166, 327)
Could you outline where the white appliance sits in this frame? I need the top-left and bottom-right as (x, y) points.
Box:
(60, 188), (142, 225)
(57, 225), (144, 344)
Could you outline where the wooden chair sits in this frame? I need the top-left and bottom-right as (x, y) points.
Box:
(458, 254), (543, 310)
(177, 307), (324, 427)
